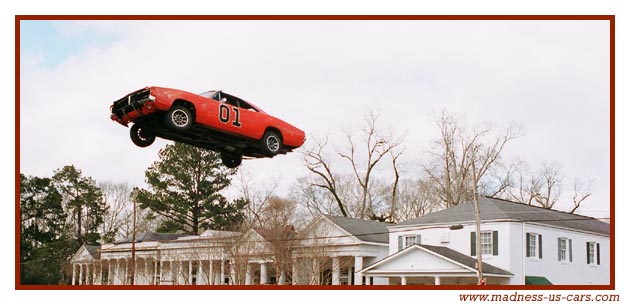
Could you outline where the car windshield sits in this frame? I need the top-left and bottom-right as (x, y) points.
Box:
(199, 90), (218, 99)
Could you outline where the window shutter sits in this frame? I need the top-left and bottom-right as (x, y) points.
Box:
(415, 235), (422, 245)
(471, 232), (476, 256)
(398, 236), (403, 251)
(557, 238), (561, 261)
(597, 243), (600, 265)
(586, 243), (590, 264)
(538, 234), (543, 259)
(569, 239), (573, 262)
(526, 233), (531, 257)
(492, 231), (499, 256)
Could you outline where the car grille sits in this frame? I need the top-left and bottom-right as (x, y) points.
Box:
(111, 88), (151, 119)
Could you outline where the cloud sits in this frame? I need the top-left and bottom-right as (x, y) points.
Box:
(19, 20), (610, 218)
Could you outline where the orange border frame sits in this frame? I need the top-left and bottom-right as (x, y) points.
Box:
(15, 15), (615, 291)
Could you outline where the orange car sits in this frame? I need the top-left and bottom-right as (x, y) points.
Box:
(110, 86), (305, 168)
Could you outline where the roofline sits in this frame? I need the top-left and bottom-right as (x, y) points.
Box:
(390, 218), (610, 237)
(293, 215), (364, 245)
(360, 244), (512, 276)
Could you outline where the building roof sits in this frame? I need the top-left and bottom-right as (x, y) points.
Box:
(361, 244), (512, 277)
(420, 245), (512, 276)
(395, 196), (609, 236)
(324, 215), (389, 244)
(113, 232), (190, 244)
(83, 245), (101, 259)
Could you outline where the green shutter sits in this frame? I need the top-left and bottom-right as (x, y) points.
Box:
(415, 234), (422, 245)
(526, 233), (531, 257)
(569, 239), (573, 262)
(398, 236), (403, 251)
(597, 243), (600, 265)
(538, 234), (543, 259)
(492, 231), (499, 256)
(471, 231), (476, 256)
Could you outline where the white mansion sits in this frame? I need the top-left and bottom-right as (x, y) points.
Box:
(70, 197), (610, 286)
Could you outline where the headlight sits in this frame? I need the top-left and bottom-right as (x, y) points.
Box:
(149, 95), (156, 101)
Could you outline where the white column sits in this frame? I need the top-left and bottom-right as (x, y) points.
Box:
(291, 258), (298, 285)
(332, 257), (340, 285)
(353, 256), (363, 285)
(197, 260), (204, 285)
(278, 270), (286, 285)
(220, 260), (225, 285)
(72, 264), (77, 285)
(178, 261), (184, 285)
(208, 260), (214, 285)
(90, 264), (95, 284)
(170, 260), (175, 285)
(365, 276), (371, 285)
(154, 261), (158, 285)
(401, 276), (407, 285)
(260, 262), (268, 285)
(97, 262), (103, 285)
(311, 259), (320, 284)
(188, 260), (193, 285)
(107, 260), (112, 285)
(115, 260), (120, 285)
(245, 263), (252, 285)
(123, 259), (128, 284)
(230, 264), (236, 285)
(434, 276), (441, 285)
(87, 264), (92, 284)
(79, 264), (84, 285)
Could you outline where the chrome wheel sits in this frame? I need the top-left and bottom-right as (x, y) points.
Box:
(266, 135), (280, 152)
(171, 109), (189, 127)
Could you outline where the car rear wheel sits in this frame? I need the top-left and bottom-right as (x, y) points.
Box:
(260, 130), (282, 156)
(130, 123), (155, 147)
(165, 105), (193, 131)
(221, 152), (242, 168)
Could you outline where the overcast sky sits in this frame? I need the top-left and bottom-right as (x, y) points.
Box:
(19, 19), (610, 219)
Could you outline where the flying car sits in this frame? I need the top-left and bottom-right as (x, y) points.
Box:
(110, 86), (305, 168)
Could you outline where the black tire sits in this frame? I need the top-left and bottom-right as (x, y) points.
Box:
(165, 105), (193, 131)
(130, 123), (155, 147)
(221, 152), (242, 168)
(259, 130), (282, 156)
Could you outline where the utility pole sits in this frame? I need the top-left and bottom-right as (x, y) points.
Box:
(471, 155), (484, 285)
(130, 196), (137, 285)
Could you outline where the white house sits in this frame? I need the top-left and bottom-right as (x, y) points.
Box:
(361, 196), (610, 285)
(291, 214), (389, 285)
(69, 197), (609, 286)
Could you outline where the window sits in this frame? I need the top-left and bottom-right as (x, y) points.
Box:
(587, 242), (600, 265)
(398, 234), (421, 251)
(470, 231), (498, 256)
(481, 232), (493, 255)
(526, 233), (543, 259)
(558, 238), (572, 262)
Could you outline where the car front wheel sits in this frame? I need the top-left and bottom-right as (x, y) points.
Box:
(165, 105), (193, 131)
(221, 152), (242, 168)
(260, 130), (282, 156)
(130, 123), (155, 147)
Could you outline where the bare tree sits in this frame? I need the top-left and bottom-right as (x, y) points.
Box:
(392, 178), (439, 222)
(300, 110), (405, 220)
(423, 110), (521, 208)
(234, 169), (280, 228)
(568, 177), (593, 214)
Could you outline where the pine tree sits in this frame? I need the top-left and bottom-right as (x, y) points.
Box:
(20, 174), (73, 284)
(134, 142), (247, 234)
(52, 165), (108, 245)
